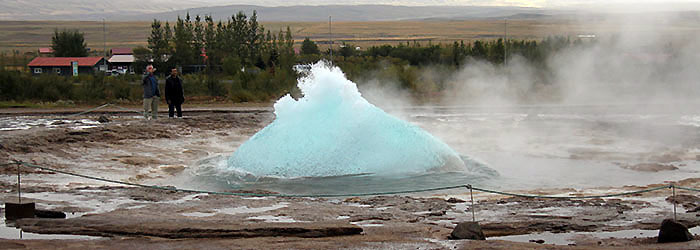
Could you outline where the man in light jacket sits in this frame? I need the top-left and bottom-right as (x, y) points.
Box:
(142, 65), (161, 119)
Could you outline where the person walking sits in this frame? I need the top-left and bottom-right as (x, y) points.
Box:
(142, 65), (160, 120)
(165, 67), (185, 118)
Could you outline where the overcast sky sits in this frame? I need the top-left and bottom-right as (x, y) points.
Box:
(172, 0), (700, 9)
(1, 0), (698, 20)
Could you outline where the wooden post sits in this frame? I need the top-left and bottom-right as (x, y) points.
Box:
(469, 185), (476, 222)
(17, 162), (21, 203)
(672, 184), (677, 221)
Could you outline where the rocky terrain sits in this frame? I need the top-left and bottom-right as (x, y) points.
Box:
(0, 107), (699, 249)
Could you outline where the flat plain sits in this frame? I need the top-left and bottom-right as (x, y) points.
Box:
(2, 18), (685, 52)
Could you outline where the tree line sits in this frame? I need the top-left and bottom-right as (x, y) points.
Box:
(1, 10), (593, 104)
(138, 12), (298, 101)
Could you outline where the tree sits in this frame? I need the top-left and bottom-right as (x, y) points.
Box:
(147, 20), (170, 71)
(132, 46), (152, 74)
(339, 43), (356, 58)
(51, 29), (88, 57)
(471, 40), (486, 59)
(172, 15), (195, 67)
(301, 37), (319, 55)
(203, 15), (218, 71)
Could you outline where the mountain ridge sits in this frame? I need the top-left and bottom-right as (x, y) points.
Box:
(0, 3), (564, 21)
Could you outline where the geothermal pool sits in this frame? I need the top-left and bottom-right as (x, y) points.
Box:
(190, 105), (699, 195)
(190, 63), (700, 195)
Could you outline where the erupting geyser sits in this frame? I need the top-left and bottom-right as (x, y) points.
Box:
(227, 62), (466, 178)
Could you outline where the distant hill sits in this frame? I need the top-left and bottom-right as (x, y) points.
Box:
(133, 5), (559, 22)
(0, 3), (565, 22)
(0, 0), (202, 20)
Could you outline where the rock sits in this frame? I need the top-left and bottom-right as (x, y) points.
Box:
(35, 209), (66, 219)
(446, 197), (466, 203)
(16, 216), (363, 239)
(97, 115), (110, 123)
(68, 131), (90, 136)
(349, 214), (393, 222)
(449, 222), (485, 240)
(51, 121), (66, 125)
(5, 202), (36, 220)
(651, 154), (682, 163)
(658, 219), (693, 243)
(160, 165), (186, 175)
(426, 210), (446, 216)
(529, 239), (545, 244)
(620, 163), (678, 172)
(665, 194), (699, 209)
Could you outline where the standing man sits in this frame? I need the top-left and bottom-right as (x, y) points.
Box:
(142, 65), (160, 120)
(165, 67), (185, 118)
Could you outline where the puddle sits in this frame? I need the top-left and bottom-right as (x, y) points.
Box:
(23, 192), (140, 215)
(165, 193), (207, 204)
(350, 221), (385, 227)
(1, 208), (101, 240)
(215, 203), (288, 215)
(492, 227), (700, 245)
(346, 203), (371, 208)
(181, 212), (216, 217)
(181, 203), (289, 217)
(247, 215), (301, 223)
(0, 117), (102, 131)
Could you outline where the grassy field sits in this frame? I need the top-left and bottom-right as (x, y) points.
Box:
(0, 19), (597, 53)
(1, 18), (696, 53)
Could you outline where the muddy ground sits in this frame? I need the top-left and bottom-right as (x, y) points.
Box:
(0, 107), (699, 249)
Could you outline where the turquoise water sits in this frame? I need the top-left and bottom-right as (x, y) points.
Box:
(198, 155), (497, 195)
(227, 62), (467, 178)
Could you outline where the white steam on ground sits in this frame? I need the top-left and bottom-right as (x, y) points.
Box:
(358, 12), (700, 108)
(355, 11), (700, 189)
(446, 12), (700, 107)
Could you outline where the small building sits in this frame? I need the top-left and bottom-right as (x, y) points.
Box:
(110, 48), (133, 55)
(107, 48), (134, 74)
(108, 54), (135, 74)
(27, 57), (106, 76)
(38, 48), (54, 57)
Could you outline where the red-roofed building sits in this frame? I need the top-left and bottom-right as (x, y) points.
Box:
(38, 47), (54, 57)
(110, 48), (133, 55)
(28, 57), (106, 76)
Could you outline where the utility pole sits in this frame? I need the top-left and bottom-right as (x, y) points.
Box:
(329, 15), (332, 63)
(504, 18), (508, 65)
(103, 18), (107, 73)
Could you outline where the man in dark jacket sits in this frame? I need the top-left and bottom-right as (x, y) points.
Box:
(165, 67), (185, 118)
(142, 65), (160, 120)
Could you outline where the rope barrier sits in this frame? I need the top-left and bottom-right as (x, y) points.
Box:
(0, 162), (17, 167)
(11, 161), (466, 197)
(675, 185), (700, 193)
(66, 103), (112, 117)
(109, 104), (144, 114)
(38, 102), (141, 118)
(470, 185), (673, 199)
(4, 161), (695, 199)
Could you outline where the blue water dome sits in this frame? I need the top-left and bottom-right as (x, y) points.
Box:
(227, 62), (466, 178)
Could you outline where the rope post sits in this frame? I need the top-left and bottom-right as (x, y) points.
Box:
(671, 184), (677, 221)
(467, 185), (476, 222)
(16, 161), (21, 204)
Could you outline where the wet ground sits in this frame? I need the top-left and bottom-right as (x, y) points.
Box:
(1, 105), (699, 249)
